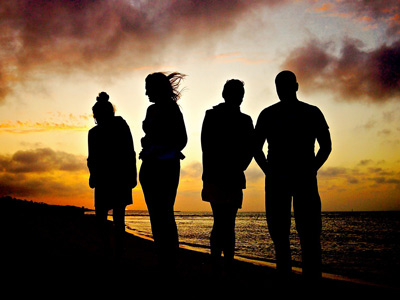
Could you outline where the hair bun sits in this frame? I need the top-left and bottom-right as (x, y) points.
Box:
(96, 92), (109, 102)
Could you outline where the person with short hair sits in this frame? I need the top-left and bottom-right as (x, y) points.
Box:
(201, 79), (254, 272)
(254, 70), (332, 280)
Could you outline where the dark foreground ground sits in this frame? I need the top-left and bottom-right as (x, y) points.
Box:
(1, 197), (397, 297)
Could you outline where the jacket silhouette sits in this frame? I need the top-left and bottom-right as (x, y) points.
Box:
(201, 102), (254, 207)
(88, 116), (137, 209)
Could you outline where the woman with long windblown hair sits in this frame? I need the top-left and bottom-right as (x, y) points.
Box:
(139, 72), (187, 270)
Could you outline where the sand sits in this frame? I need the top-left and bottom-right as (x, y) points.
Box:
(1, 197), (396, 296)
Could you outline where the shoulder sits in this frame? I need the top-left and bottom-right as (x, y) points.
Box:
(114, 116), (127, 125)
(257, 102), (281, 120)
(88, 126), (100, 142)
(146, 104), (157, 113)
(89, 126), (98, 135)
(239, 112), (253, 125)
(298, 101), (329, 127)
(115, 116), (131, 129)
(262, 102), (281, 114)
(204, 107), (217, 117)
(203, 108), (218, 125)
(298, 101), (322, 113)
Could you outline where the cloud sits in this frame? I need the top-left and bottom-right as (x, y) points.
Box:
(282, 38), (400, 102)
(0, 121), (85, 134)
(313, 3), (334, 13)
(0, 119), (90, 134)
(0, 148), (87, 173)
(318, 161), (400, 190)
(0, 147), (90, 204)
(0, 112), (91, 133)
(0, 0), (286, 104)
(214, 52), (271, 65)
(311, 0), (400, 37)
(180, 161), (202, 180)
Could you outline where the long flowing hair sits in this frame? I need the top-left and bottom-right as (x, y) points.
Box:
(146, 72), (186, 103)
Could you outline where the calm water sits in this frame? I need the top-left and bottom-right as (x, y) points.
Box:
(122, 210), (400, 286)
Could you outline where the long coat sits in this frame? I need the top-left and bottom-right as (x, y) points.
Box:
(201, 103), (254, 190)
(87, 116), (137, 209)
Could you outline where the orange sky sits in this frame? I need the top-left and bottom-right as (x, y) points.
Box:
(0, 0), (399, 211)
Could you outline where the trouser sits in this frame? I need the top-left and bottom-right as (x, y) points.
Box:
(139, 159), (180, 266)
(265, 173), (322, 279)
(210, 202), (239, 263)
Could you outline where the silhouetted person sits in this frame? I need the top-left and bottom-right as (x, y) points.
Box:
(139, 72), (187, 270)
(254, 71), (332, 280)
(201, 79), (254, 272)
(87, 92), (137, 265)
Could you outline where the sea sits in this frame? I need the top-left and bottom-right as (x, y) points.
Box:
(120, 210), (400, 287)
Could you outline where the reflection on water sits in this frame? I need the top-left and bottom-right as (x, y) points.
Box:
(121, 210), (400, 286)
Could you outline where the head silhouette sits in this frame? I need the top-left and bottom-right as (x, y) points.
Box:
(222, 79), (245, 107)
(275, 70), (298, 102)
(145, 72), (186, 104)
(92, 92), (115, 124)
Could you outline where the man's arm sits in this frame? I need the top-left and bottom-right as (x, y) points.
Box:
(315, 128), (332, 172)
(254, 114), (268, 174)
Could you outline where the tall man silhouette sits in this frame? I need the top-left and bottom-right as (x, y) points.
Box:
(254, 70), (332, 280)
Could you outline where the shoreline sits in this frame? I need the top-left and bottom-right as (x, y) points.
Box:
(2, 197), (398, 293)
(125, 227), (396, 291)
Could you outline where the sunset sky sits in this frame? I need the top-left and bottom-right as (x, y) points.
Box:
(0, 0), (399, 212)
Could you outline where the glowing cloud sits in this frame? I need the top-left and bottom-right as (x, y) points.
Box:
(0, 147), (91, 207)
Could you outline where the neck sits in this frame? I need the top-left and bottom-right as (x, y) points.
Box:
(281, 95), (298, 103)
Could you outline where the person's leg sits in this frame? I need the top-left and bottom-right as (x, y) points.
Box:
(139, 161), (163, 259)
(293, 176), (322, 280)
(112, 205), (127, 262)
(95, 205), (111, 262)
(210, 202), (223, 262)
(157, 159), (180, 267)
(221, 204), (238, 263)
(140, 159), (180, 267)
(265, 175), (293, 276)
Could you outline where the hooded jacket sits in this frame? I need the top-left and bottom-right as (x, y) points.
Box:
(201, 103), (254, 189)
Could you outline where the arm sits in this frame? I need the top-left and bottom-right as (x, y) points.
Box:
(315, 128), (332, 172)
(177, 111), (188, 152)
(254, 113), (268, 174)
(200, 112), (211, 153)
(87, 130), (97, 189)
(241, 118), (255, 171)
(124, 123), (138, 188)
(254, 137), (268, 174)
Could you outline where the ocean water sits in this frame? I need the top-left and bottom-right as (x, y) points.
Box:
(123, 210), (400, 286)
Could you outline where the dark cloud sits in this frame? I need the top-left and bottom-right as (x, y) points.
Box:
(282, 38), (400, 102)
(0, 148), (86, 173)
(340, 0), (400, 37)
(0, 147), (88, 199)
(0, 172), (88, 199)
(0, 0), (284, 103)
(318, 163), (400, 190)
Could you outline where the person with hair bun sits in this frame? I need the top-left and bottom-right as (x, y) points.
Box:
(87, 91), (137, 265)
(139, 72), (187, 270)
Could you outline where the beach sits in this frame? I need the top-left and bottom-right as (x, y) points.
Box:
(2, 197), (397, 296)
